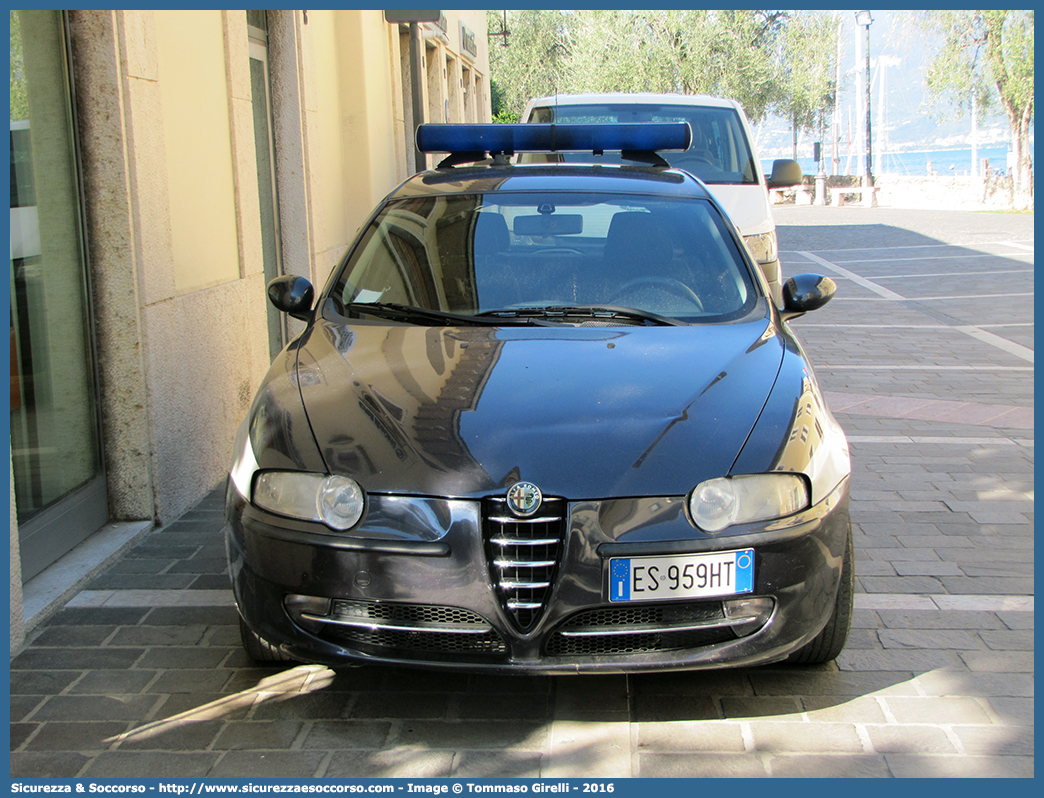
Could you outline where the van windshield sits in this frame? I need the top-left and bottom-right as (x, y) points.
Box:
(526, 104), (759, 186)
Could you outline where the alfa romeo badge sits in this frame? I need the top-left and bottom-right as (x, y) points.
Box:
(506, 481), (542, 517)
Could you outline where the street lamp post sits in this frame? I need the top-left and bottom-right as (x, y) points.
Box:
(855, 11), (874, 204)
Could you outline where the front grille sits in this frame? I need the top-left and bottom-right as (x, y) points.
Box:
(483, 497), (566, 631)
(302, 599), (507, 657)
(327, 626), (506, 656)
(560, 602), (726, 629)
(330, 601), (482, 627)
(545, 601), (740, 656)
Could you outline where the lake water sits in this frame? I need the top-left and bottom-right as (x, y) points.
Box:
(762, 145), (1018, 179)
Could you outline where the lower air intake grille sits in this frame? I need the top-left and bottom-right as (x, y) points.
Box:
(545, 602), (739, 656)
(330, 627), (506, 655)
(484, 497), (566, 631)
(310, 599), (506, 658)
(330, 601), (483, 627)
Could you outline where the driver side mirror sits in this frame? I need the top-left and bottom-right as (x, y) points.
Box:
(781, 273), (836, 321)
(267, 275), (315, 321)
(766, 159), (803, 188)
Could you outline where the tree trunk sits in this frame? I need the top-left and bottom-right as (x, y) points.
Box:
(1005, 100), (1034, 211)
(1015, 107), (1034, 210)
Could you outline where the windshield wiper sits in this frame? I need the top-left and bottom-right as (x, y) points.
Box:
(477, 305), (685, 327)
(344, 302), (554, 327)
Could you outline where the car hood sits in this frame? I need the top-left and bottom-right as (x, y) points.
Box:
(295, 315), (785, 499)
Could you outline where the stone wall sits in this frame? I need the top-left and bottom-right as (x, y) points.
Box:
(874, 175), (1015, 211)
(791, 174), (1020, 211)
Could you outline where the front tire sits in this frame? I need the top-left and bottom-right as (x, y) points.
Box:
(239, 616), (296, 664)
(788, 527), (854, 665)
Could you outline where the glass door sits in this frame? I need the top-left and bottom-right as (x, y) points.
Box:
(247, 10), (285, 359)
(10, 10), (108, 580)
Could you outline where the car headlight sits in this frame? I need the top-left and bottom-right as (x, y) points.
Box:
(229, 420), (259, 499)
(253, 472), (365, 531)
(743, 231), (778, 264)
(689, 474), (809, 533)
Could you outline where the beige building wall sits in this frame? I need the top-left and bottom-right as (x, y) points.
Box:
(74, 10), (271, 526)
(155, 10), (242, 294)
(306, 10), (408, 280)
(11, 8), (491, 647)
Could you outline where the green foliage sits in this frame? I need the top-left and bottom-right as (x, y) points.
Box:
(918, 10), (1033, 207)
(657, 10), (786, 120)
(487, 10), (835, 127)
(918, 10), (1033, 117)
(773, 11), (838, 135)
(487, 10), (572, 123)
(919, 11), (991, 115)
(981, 10), (1034, 115)
(565, 10), (787, 120)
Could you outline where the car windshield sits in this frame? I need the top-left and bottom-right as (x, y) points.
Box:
(331, 192), (759, 324)
(525, 104), (759, 186)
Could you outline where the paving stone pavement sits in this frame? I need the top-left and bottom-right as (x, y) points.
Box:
(9, 206), (1033, 779)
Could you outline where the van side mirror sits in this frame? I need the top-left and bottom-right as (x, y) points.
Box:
(781, 273), (836, 321)
(267, 275), (314, 320)
(767, 159), (803, 188)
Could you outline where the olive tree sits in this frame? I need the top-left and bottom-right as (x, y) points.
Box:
(773, 11), (839, 159)
(920, 10), (1033, 208)
(565, 10), (674, 95)
(488, 10), (785, 123)
(487, 10), (573, 122)
(667, 10), (784, 121)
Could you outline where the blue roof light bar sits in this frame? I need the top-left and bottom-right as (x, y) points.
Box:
(415, 123), (692, 157)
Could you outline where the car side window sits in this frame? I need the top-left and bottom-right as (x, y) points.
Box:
(339, 211), (438, 307)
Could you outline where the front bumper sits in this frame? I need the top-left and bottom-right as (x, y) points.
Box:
(225, 479), (850, 674)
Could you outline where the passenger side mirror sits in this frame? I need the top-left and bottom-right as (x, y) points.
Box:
(766, 159), (803, 188)
(781, 273), (836, 320)
(267, 275), (315, 320)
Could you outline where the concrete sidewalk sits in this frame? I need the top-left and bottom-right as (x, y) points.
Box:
(10, 206), (1034, 778)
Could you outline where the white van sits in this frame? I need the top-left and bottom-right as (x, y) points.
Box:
(521, 93), (802, 305)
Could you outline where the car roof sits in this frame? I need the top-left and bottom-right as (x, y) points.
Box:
(526, 93), (742, 111)
(390, 163), (716, 202)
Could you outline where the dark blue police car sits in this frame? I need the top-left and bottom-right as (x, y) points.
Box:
(225, 123), (852, 672)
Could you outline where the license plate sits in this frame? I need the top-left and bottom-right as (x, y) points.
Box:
(608, 549), (754, 602)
